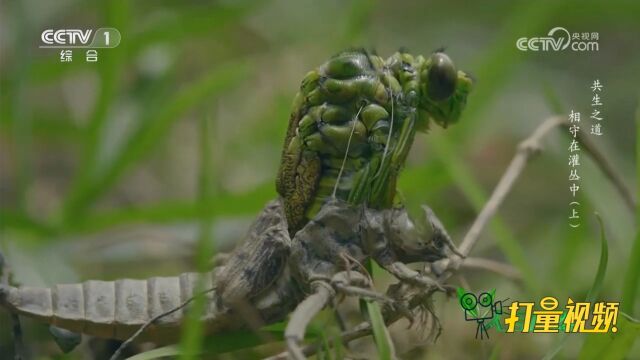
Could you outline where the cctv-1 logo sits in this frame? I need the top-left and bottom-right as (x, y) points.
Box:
(40, 28), (121, 48)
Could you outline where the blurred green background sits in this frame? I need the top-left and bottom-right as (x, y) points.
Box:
(0, 0), (638, 359)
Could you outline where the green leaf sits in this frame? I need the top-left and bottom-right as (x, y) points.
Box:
(543, 214), (609, 360)
(65, 0), (130, 220)
(319, 330), (331, 360)
(178, 114), (218, 359)
(126, 345), (180, 360)
(622, 100), (640, 314)
(623, 231), (640, 314)
(201, 328), (286, 355)
(0, 209), (56, 237)
(332, 327), (344, 360)
(488, 343), (501, 360)
(127, 326), (293, 360)
(577, 314), (640, 360)
(62, 181), (275, 234)
(585, 214), (608, 303)
(366, 300), (394, 360)
(577, 217), (637, 360)
(62, 60), (252, 221)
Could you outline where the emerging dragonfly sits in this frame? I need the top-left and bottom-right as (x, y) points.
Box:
(0, 48), (473, 359)
(277, 48), (473, 233)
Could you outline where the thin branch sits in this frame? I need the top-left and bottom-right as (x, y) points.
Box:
(440, 114), (634, 276)
(460, 257), (522, 281)
(455, 115), (567, 260)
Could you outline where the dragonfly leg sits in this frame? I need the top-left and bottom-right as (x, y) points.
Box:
(285, 280), (334, 360)
(383, 261), (445, 291)
(331, 271), (391, 303)
(285, 270), (389, 359)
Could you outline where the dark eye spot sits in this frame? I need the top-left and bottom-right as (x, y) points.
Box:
(427, 52), (457, 101)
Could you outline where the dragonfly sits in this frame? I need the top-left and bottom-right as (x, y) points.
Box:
(0, 48), (473, 359)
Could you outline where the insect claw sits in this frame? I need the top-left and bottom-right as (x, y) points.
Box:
(384, 261), (445, 291)
(331, 271), (370, 289)
(391, 301), (414, 327)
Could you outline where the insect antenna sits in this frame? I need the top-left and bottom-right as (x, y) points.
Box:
(332, 104), (365, 199)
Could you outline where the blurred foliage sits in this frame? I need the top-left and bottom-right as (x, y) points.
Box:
(0, 0), (638, 358)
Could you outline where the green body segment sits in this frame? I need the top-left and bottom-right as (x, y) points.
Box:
(277, 49), (472, 234)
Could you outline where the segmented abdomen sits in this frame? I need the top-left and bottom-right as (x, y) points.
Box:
(2, 272), (216, 342)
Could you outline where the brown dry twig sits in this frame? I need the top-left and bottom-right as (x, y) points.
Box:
(460, 257), (522, 281)
(440, 115), (568, 276)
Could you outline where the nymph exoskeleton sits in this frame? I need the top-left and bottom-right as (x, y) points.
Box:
(276, 48), (473, 234)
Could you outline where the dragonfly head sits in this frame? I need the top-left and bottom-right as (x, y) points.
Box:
(417, 51), (474, 130)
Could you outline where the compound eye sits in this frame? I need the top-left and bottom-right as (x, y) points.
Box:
(426, 52), (457, 101)
(479, 292), (493, 307)
(460, 293), (478, 311)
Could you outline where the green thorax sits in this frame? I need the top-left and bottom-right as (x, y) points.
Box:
(277, 50), (430, 234)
